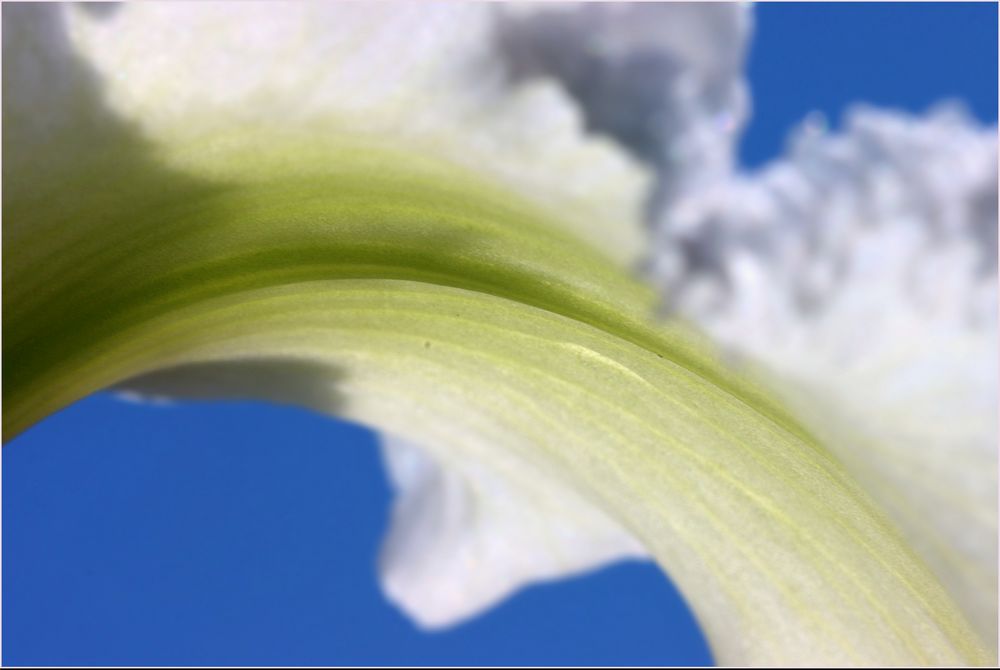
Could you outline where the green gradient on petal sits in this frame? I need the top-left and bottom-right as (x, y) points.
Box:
(2, 129), (990, 665)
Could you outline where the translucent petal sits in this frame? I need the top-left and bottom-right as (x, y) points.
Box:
(3, 3), (991, 665)
(649, 105), (999, 647)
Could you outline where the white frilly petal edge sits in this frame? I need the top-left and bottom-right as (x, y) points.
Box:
(379, 435), (646, 628)
(648, 105), (998, 648)
(57, 1), (651, 266)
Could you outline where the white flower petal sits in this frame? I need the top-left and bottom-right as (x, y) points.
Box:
(649, 105), (999, 646)
(496, 1), (751, 208)
(58, 1), (649, 265)
(6, 2), (993, 663)
(379, 435), (645, 628)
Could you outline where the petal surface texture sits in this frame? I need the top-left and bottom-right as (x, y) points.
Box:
(2, 3), (992, 666)
(14, 0), (655, 629)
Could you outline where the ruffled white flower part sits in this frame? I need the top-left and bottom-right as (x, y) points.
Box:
(8, 1), (749, 630)
(10, 1), (994, 655)
(379, 435), (645, 627)
(56, 1), (649, 265)
(647, 105), (998, 647)
(495, 2), (752, 210)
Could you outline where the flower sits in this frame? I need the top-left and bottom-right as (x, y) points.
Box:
(3, 3), (994, 665)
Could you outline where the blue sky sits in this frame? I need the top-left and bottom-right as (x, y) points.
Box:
(4, 4), (997, 666)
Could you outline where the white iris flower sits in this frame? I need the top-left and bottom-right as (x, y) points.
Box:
(4, 3), (995, 665)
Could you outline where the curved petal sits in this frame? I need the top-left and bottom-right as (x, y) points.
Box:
(2, 3), (991, 666)
(5, 1), (659, 627)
